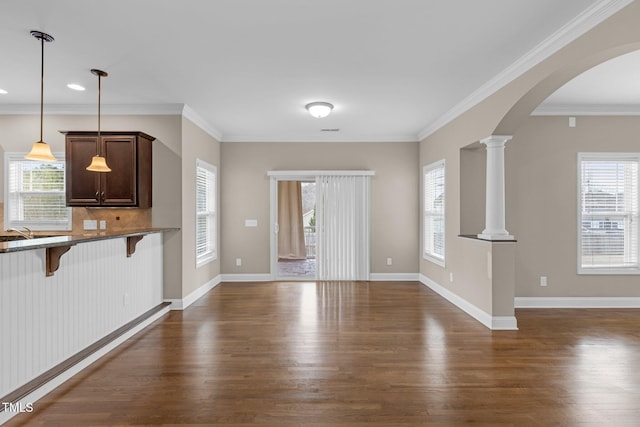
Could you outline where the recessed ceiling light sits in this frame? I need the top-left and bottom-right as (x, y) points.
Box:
(67, 83), (85, 91)
(0, 88), (7, 94)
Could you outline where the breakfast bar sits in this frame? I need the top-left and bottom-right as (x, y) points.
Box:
(0, 228), (176, 411)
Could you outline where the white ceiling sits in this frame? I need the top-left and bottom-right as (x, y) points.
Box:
(0, 0), (632, 142)
(536, 49), (640, 115)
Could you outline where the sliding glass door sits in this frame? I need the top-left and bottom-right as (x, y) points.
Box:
(269, 171), (373, 281)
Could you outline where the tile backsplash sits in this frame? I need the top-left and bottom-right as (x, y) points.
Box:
(72, 207), (152, 233)
(0, 202), (152, 234)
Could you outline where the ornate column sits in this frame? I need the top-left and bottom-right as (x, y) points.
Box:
(478, 135), (515, 241)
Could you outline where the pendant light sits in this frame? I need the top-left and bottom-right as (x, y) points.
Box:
(25, 31), (57, 162)
(86, 69), (111, 172)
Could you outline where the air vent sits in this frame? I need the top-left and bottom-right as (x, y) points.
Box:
(320, 128), (340, 132)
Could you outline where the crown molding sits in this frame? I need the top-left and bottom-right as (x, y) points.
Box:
(0, 103), (185, 115)
(532, 103), (640, 116)
(0, 102), (226, 141)
(220, 134), (419, 143)
(417, 0), (634, 141)
(181, 105), (224, 141)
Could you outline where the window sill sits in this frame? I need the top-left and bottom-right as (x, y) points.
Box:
(196, 252), (217, 268)
(578, 267), (640, 275)
(423, 253), (445, 268)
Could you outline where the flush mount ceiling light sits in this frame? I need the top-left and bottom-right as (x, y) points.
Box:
(0, 88), (7, 94)
(25, 30), (57, 162)
(86, 69), (111, 172)
(305, 102), (333, 118)
(67, 83), (85, 91)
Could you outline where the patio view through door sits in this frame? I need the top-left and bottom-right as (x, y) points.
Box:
(276, 180), (317, 279)
(269, 171), (373, 281)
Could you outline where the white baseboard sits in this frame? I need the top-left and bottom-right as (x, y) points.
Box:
(0, 305), (170, 426)
(419, 274), (518, 330)
(220, 273), (273, 282)
(491, 316), (519, 330)
(369, 273), (420, 281)
(515, 296), (640, 308)
(165, 275), (222, 310)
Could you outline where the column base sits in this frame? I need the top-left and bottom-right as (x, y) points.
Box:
(477, 233), (516, 241)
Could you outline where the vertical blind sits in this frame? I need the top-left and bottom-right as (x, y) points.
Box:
(423, 160), (445, 264)
(195, 159), (217, 265)
(5, 154), (70, 230)
(315, 175), (370, 280)
(579, 153), (639, 272)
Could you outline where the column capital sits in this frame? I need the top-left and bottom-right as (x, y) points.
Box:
(480, 135), (513, 147)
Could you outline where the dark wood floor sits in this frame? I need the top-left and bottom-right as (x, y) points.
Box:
(6, 281), (640, 426)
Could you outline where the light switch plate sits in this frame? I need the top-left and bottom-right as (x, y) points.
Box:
(83, 220), (97, 230)
(245, 219), (258, 227)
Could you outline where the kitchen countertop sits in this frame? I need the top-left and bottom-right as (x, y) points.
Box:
(0, 228), (179, 254)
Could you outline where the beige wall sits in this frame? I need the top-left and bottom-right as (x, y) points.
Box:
(419, 2), (640, 310)
(0, 113), (186, 298)
(221, 141), (419, 275)
(459, 143), (486, 235)
(507, 115), (640, 297)
(180, 117), (221, 297)
(420, 133), (509, 311)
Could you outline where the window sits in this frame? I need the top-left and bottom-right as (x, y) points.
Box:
(4, 153), (71, 231)
(195, 159), (217, 266)
(578, 153), (639, 274)
(423, 160), (445, 266)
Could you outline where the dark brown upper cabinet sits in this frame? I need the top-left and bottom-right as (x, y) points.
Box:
(63, 131), (155, 207)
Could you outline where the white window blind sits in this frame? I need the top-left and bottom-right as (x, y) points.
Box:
(424, 160), (445, 266)
(4, 153), (71, 231)
(195, 159), (217, 266)
(578, 153), (639, 274)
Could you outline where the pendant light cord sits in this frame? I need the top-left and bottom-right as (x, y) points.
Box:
(97, 73), (101, 149)
(39, 35), (44, 143)
(91, 69), (108, 156)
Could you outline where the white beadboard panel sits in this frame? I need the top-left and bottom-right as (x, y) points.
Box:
(0, 233), (163, 398)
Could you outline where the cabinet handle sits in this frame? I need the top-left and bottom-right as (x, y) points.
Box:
(95, 191), (99, 199)
(101, 192), (105, 201)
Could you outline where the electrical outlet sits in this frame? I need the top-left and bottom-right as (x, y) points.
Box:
(386, 257), (392, 266)
(99, 220), (106, 230)
(123, 293), (130, 306)
(540, 276), (548, 287)
(236, 258), (242, 267)
(449, 272), (454, 283)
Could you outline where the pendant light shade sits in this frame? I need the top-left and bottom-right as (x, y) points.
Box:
(87, 155), (111, 172)
(26, 140), (57, 161)
(25, 31), (57, 162)
(86, 69), (111, 172)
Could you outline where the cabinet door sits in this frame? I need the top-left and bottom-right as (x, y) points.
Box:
(101, 135), (137, 206)
(66, 136), (100, 206)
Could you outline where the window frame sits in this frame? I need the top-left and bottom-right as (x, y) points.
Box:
(195, 158), (217, 267)
(577, 152), (639, 275)
(4, 152), (72, 231)
(423, 159), (446, 267)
